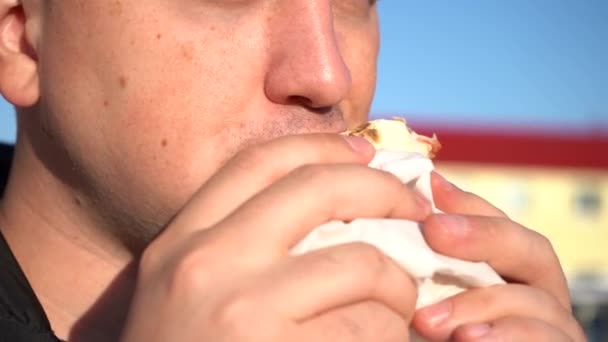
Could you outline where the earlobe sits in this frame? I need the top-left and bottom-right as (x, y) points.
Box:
(0, 3), (40, 107)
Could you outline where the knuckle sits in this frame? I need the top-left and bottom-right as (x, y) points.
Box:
(469, 286), (501, 309)
(484, 218), (507, 241)
(319, 303), (408, 341)
(289, 165), (339, 201)
(139, 232), (213, 282)
(527, 230), (560, 267)
(310, 310), (361, 340)
(513, 319), (567, 342)
(527, 285), (568, 315)
(506, 319), (546, 340)
(231, 144), (269, 173)
(139, 243), (162, 276)
(380, 170), (405, 189)
(495, 207), (510, 218)
(167, 247), (215, 294)
(217, 291), (255, 323)
(461, 189), (478, 199)
(291, 164), (333, 183)
(535, 232), (556, 256)
(213, 290), (263, 337)
(349, 243), (390, 279)
(371, 308), (410, 340)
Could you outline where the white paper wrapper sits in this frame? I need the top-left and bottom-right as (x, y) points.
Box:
(290, 150), (505, 340)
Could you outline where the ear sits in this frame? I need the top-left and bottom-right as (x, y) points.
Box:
(0, 0), (40, 107)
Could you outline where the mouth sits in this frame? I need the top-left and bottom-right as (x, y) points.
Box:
(209, 106), (354, 174)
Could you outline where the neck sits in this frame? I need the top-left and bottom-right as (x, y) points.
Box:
(0, 134), (137, 342)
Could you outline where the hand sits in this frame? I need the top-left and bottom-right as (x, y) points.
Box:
(119, 134), (429, 342)
(411, 173), (586, 341)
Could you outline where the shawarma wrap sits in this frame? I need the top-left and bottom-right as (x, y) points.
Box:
(291, 118), (504, 310)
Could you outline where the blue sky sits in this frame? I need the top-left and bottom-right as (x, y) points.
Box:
(371, 0), (607, 133)
(1, 1), (607, 142)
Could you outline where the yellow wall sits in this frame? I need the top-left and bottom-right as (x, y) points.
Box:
(436, 162), (608, 279)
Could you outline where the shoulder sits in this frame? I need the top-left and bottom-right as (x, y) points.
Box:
(0, 225), (60, 341)
(0, 318), (62, 342)
(0, 145), (61, 342)
(0, 239), (60, 341)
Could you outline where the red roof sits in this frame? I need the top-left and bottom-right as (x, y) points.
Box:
(410, 123), (608, 169)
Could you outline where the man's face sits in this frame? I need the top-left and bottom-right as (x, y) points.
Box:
(28, 0), (379, 240)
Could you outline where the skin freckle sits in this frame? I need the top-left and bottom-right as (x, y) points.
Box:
(180, 44), (194, 61)
(161, 139), (168, 147)
(40, 125), (53, 139)
(156, 33), (162, 40)
(109, 0), (122, 16)
(103, 100), (109, 107)
(118, 76), (128, 89)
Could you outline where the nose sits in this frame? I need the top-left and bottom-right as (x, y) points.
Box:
(264, 1), (352, 110)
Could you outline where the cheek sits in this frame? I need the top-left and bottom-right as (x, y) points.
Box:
(345, 47), (378, 123)
(106, 43), (255, 188)
(38, 1), (266, 206)
(335, 18), (380, 126)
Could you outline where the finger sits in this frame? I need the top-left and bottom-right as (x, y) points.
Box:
(259, 242), (417, 320)
(431, 172), (508, 218)
(169, 134), (375, 236)
(422, 213), (570, 308)
(298, 301), (410, 342)
(412, 284), (584, 342)
(215, 163), (432, 257)
(452, 317), (581, 342)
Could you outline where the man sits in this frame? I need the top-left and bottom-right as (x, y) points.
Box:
(0, 1), (585, 341)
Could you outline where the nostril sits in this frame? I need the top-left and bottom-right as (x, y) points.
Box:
(287, 96), (332, 114)
(287, 95), (314, 108)
(309, 106), (333, 115)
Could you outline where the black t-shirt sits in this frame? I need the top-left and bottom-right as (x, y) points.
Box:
(0, 144), (62, 341)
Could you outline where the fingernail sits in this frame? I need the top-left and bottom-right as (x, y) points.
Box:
(417, 300), (452, 327)
(434, 214), (470, 237)
(461, 323), (492, 339)
(343, 136), (373, 155)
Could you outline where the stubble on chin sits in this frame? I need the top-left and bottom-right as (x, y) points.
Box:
(111, 107), (349, 252)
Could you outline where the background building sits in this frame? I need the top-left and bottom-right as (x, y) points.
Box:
(384, 118), (608, 340)
(369, 2), (607, 338)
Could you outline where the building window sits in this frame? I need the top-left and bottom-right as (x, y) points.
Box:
(573, 185), (602, 220)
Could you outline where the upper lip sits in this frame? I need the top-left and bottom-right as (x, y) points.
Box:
(270, 105), (348, 135)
